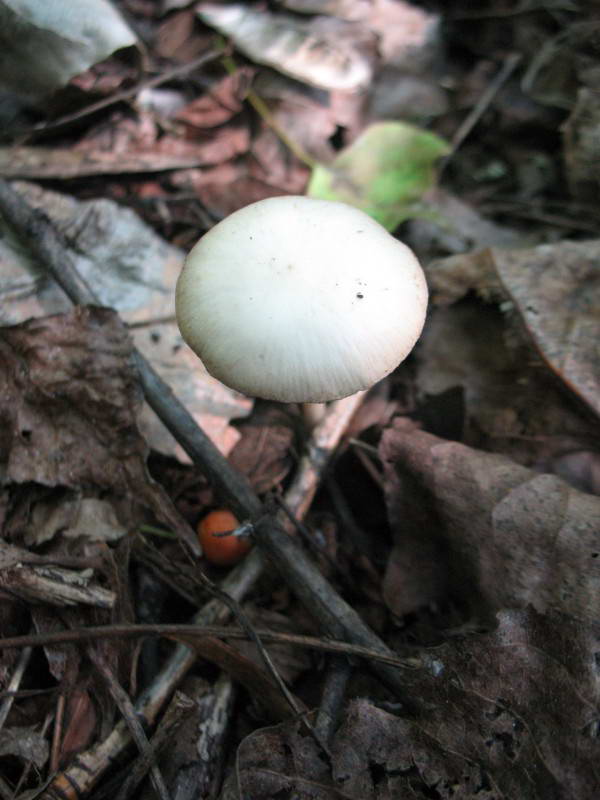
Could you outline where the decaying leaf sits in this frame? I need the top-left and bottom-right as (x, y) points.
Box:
(59, 684), (98, 766)
(226, 606), (311, 686)
(175, 69), (252, 129)
(380, 422), (600, 622)
(158, 676), (235, 798)
(197, 3), (374, 91)
(0, 0), (136, 103)
(228, 407), (295, 494)
(279, 0), (371, 20)
(426, 239), (600, 419)
(0, 307), (197, 553)
(168, 633), (303, 723)
(237, 609), (600, 799)
(0, 725), (49, 768)
(415, 301), (597, 468)
(562, 87), (600, 201)
(308, 121), (449, 230)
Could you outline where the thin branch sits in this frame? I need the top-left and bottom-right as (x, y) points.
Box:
(0, 644), (32, 731)
(11, 50), (221, 141)
(0, 623), (422, 671)
(442, 52), (522, 169)
(114, 691), (195, 800)
(90, 649), (171, 800)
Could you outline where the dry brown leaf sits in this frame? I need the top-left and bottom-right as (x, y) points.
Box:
(491, 241), (600, 419)
(197, 3), (375, 92)
(0, 307), (198, 552)
(226, 606), (312, 686)
(238, 609), (600, 799)
(175, 69), (252, 129)
(31, 607), (81, 686)
(168, 634), (303, 722)
(59, 684), (98, 767)
(228, 407), (295, 494)
(426, 240), (600, 419)
(380, 423), (600, 622)
(415, 300), (597, 468)
(155, 8), (209, 61)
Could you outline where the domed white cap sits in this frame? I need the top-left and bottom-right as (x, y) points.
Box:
(176, 196), (428, 403)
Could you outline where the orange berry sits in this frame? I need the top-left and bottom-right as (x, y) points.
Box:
(197, 510), (252, 566)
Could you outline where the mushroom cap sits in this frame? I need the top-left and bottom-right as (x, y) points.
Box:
(175, 195), (428, 403)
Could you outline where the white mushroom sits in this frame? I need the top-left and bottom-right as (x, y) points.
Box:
(175, 195), (428, 407)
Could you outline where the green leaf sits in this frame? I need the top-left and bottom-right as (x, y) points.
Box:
(307, 121), (449, 230)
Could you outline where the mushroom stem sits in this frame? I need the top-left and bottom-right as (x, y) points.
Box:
(302, 402), (326, 429)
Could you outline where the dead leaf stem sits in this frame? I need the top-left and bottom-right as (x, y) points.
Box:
(0, 623), (421, 671)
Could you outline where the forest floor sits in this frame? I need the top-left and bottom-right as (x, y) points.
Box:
(0, 2), (599, 799)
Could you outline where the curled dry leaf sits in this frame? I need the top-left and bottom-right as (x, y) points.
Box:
(380, 423), (600, 622)
(237, 609), (599, 799)
(175, 68), (253, 129)
(415, 301), (597, 469)
(59, 684), (98, 767)
(426, 239), (600, 419)
(197, 3), (375, 91)
(279, 0), (371, 21)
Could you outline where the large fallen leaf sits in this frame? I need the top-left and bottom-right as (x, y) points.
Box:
(307, 121), (449, 230)
(426, 239), (600, 419)
(0, 0), (136, 103)
(197, 2), (374, 91)
(237, 608), (600, 799)
(415, 301), (597, 470)
(380, 422), (600, 622)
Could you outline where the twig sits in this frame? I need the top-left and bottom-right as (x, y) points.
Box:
(0, 623), (422, 671)
(176, 675), (235, 800)
(49, 692), (66, 774)
(114, 691), (195, 800)
(11, 50), (221, 141)
(442, 52), (522, 170)
(0, 644), (32, 731)
(315, 656), (353, 745)
(90, 649), (171, 800)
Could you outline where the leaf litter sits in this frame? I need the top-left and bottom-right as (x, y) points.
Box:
(0, 0), (599, 797)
